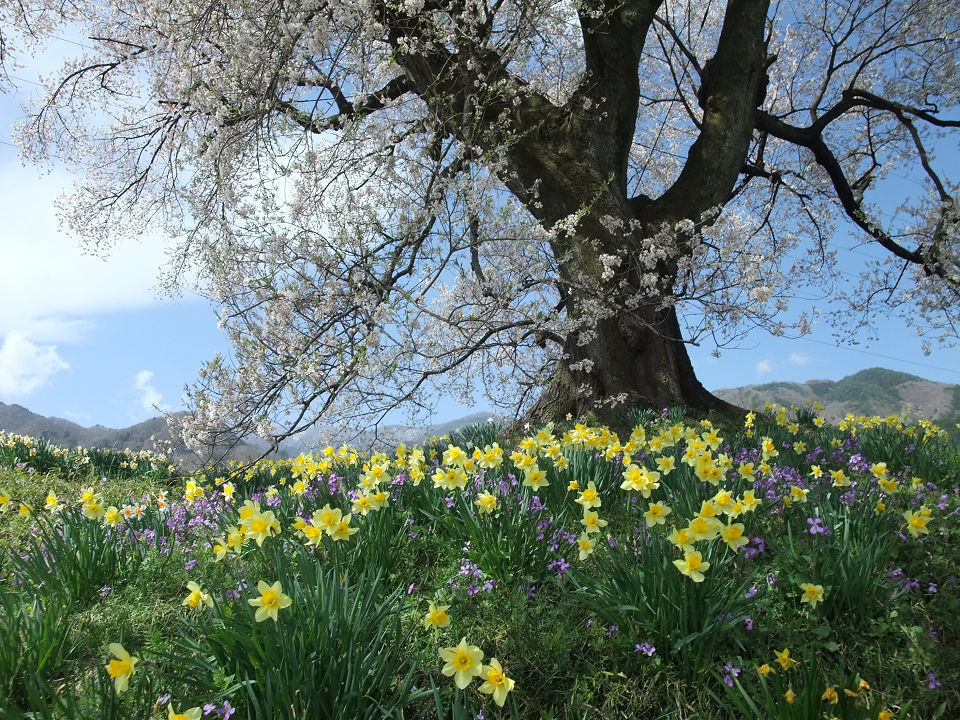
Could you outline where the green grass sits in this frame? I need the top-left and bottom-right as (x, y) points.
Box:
(0, 409), (957, 719)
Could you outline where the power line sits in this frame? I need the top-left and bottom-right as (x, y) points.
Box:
(7, 73), (43, 87)
(798, 336), (960, 377)
(49, 34), (97, 51)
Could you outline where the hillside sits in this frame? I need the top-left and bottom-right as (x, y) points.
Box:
(0, 402), (273, 466)
(6, 368), (955, 458)
(715, 367), (960, 425)
(276, 412), (502, 454)
(0, 403), (500, 462)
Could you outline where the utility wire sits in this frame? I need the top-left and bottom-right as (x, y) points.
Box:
(796, 336), (960, 377)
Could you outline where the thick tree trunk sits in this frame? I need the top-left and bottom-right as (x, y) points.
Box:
(528, 303), (738, 422)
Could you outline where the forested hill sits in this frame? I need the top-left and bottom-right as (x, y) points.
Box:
(0, 402), (172, 450)
(716, 368), (960, 426)
(0, 402), (268, 465)
(0, 403), (498, 460)
(4, 369), (957, 457)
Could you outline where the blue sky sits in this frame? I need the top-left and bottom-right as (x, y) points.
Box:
(1, 41), (958, 429)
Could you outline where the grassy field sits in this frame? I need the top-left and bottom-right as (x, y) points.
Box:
(0, 404), (958, 719)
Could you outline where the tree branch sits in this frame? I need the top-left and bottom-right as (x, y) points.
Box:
(646, 0), (772, 223)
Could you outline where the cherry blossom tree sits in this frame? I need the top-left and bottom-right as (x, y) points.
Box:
(2, 0), (958, 446)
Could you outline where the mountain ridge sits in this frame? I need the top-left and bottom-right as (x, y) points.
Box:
(715, 367), (960, 425)
(0, 402), (501, 461)
(3, 367), (957, 458)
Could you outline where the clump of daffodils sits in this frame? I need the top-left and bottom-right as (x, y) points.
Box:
(439, 638), (515, 706)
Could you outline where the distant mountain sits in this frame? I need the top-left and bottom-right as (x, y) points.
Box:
(276, 412), (502, 454)
(715, 368), (960, 426)
(0, 402), (502, 464)
(0, 402), (273, 466)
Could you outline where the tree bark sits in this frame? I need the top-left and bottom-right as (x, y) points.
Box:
(528, 303), (738, 422)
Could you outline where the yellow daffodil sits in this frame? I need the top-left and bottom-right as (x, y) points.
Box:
(167, 703), (203, 720)
(644, 501), (671, 527)
(212, 538), (229, 560)
(831, 469), (850, 487)
(477, 444), (503, 469)
(313, 504), (342, 535)
(248, 580), (292, 622)
(301, 523), (323, 546)
(475, 492), (498, 513)
(423, 601), (450, 629)
(244, 510), (279, 546)
(330, 514), (359, 542)
(903, 509), (930, 537)
(577, 533), (597, 560)
(580, 510), (608, 534)
(799, 583), (825, 609)
(740, 490), (759, 512)
(82, 500), (105, 520)
(687, 515), (720, 541)
(443, 444), (467, 467)
(821, 686), (839, 704)
(352, 492), (375, 516)
(655, 455), (676, 474)
(439, 638), (484, 689)
(522, 466), (549, 490)
(183, 581), (213, 610)
(105, 643), (138, 693)
(478, 657), (515, 707)
(720, 522), (748, 552)
(80, 486), (100, 504)
(575, 481), (601, 508)
(103, 506), (122, 528)
(774, 648), (798, 671)
(673, 550), (709, 582)
(167, 703), (202, 720)
(667, 526), (695, 552)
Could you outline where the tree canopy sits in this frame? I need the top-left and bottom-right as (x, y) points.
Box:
(2, 0), (958, 447)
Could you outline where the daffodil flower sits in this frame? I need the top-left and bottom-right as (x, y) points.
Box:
(105, 643), (138, 693)
(167, 703), (202, 720)
(248, 580), (292, 622)
(478, 658), (515, 706)
(799, 583), (825, 609)
(183, 581), (213, 610)
(673, 550), (710, 582)
(439, 638), (484, 689)
(423, 601), (450, 629)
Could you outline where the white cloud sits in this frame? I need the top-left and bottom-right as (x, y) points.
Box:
(0, 161), (175, 342)
(134, 369), (167, 413)
(755, 359), (772, 376)
(0, 332), (69, 396)
(789, 352), (810, 365)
